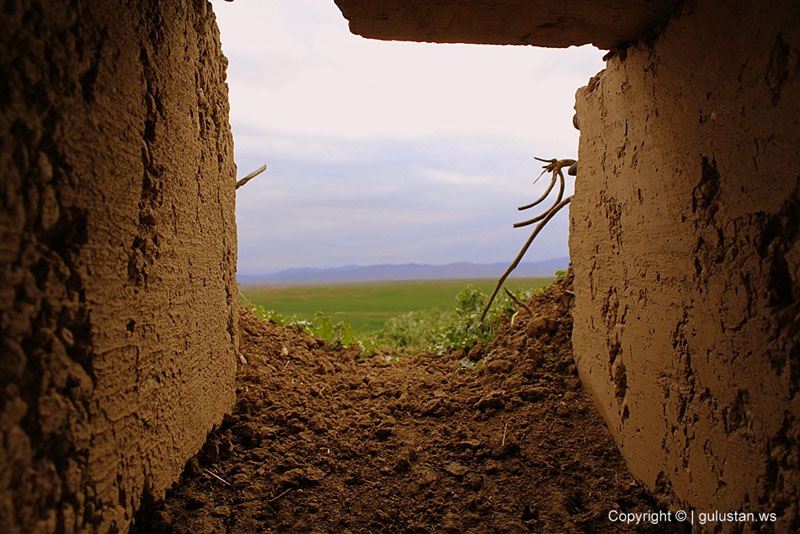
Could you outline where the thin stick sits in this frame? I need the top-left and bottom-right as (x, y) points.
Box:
(268, 487), (293, 503)
(501, 422), (509, 447)
(203, 468), (232, 487)
(480, 196), (572, 322)
(235, 164), (267, 190)
(503, 287), (532, 315)
(532, 157), (556, 184)
(532, 168), (549, 185)
(238, 287), (256, 307)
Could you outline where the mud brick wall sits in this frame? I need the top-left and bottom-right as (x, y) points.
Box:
(571, 0), (799, 527)
(0, 1), (238, 532)
(334, 0), (680, 49)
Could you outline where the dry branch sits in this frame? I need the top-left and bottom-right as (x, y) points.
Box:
(235, 164), (267, 190)
(481, 196), (572, 321)
(480, 155), (576, 322)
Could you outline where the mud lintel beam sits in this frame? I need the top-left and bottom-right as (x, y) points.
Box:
(333, 0), (680, 49)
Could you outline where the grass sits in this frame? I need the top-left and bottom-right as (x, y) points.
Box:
(240, 277), (553, 334)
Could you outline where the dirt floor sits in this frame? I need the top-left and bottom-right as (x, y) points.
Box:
(135, 274), (687, 533)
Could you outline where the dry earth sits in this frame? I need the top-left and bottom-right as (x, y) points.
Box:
(136, 274), (687, 533)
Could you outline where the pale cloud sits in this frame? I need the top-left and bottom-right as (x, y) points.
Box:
(213, 0), (603, 273)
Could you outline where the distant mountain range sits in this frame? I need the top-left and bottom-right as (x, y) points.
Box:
(237, 257), (569, 286)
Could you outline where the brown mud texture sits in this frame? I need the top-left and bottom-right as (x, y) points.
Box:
(136, 274), (686, 533)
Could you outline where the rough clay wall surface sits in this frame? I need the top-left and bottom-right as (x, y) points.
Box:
(334, 0), (680, 49)
(0, 1), (238, 533)
(571, 0), (799, 529)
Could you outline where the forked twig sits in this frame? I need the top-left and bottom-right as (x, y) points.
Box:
(531, 157), (571, 185)
(235, 164), (267, 190)
(480, 156), (576, 322)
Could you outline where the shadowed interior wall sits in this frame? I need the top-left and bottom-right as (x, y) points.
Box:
(0, 1), (238, 532)
(571, 0), (799, 527)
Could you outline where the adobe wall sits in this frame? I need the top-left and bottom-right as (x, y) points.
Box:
(334, 0), (679, 49)
(571, 0), (799, 528)
(0, 1), (238, 532)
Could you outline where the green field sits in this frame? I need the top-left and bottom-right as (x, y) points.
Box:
(240, 278), (553, 334)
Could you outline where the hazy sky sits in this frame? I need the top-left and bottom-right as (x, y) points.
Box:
(214, 1), (605, 275)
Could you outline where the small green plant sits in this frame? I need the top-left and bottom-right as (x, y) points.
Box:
(555, 269), (567, 279)
(378, 308), (451, 349)
(242, 300), (376, 356)
(474, 351), (494, 371)
(381, 285), (534, 356)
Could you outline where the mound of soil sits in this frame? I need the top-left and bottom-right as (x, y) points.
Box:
(136, 273), (684, 533)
